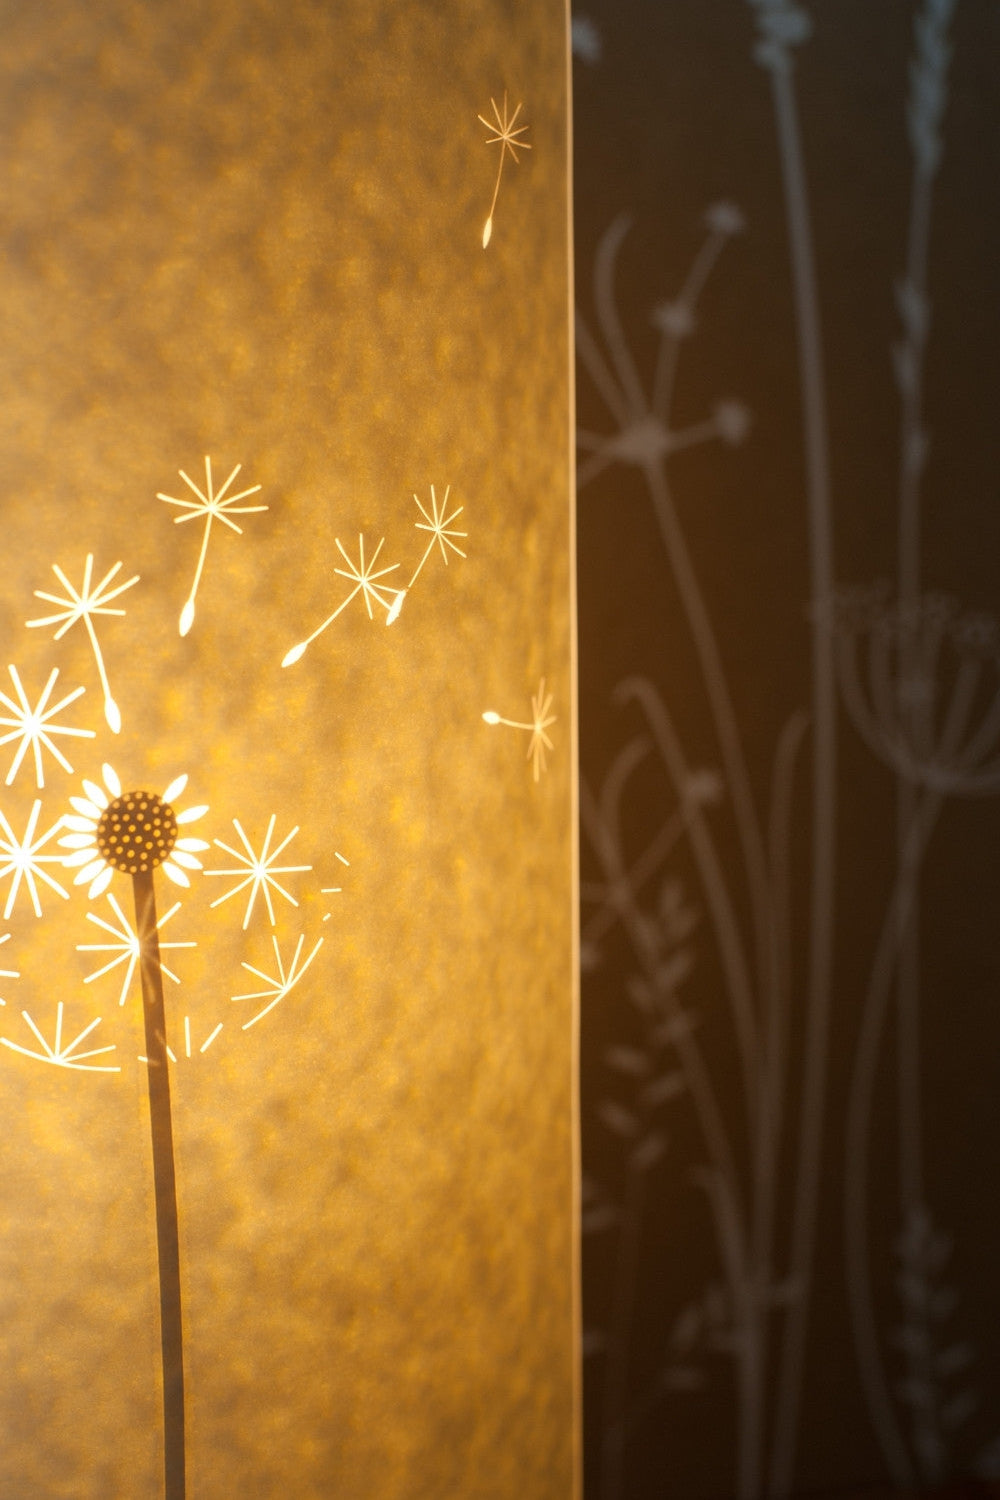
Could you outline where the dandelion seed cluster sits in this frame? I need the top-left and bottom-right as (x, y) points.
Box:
(97, 791), (178, 875)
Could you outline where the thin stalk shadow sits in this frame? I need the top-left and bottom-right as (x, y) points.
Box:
(133, 867), (186, 1500)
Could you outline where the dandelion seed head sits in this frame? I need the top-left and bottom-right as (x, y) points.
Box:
(60, 763), (207, 894)
(97, 791), (179, 875)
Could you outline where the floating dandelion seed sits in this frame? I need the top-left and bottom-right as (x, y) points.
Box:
(59, 763), (210, 900)
(0, 1002), (119, 1073)
(388, 487), (468, 622)
(0, 664), (95, 788)
(482, 678), (556, 781)
(0, 932), (19, 1004)
(233, 933), (324, 1030)
(479, 91), (531, 248)
(78, 892), (195, 1008)
(26, 554), (139, 733)
(282, 535), (400, 664)
(157, 456), (266, 637)
(205, 814), (312, 929)
(0, 800), (69, 919)
(410, 485), (467, 579)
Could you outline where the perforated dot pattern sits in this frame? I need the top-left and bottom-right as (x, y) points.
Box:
(96, 792), (178, 875)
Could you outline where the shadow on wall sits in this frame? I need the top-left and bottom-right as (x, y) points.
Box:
(574, 3), (1000, 1498)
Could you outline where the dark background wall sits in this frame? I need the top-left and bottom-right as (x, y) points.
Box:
(573, 3), (1000, 1497)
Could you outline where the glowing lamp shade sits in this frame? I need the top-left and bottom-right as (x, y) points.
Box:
(0, 4), (576, 1497)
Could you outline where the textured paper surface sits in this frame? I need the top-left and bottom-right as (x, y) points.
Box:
(0, 3), (574, 1495)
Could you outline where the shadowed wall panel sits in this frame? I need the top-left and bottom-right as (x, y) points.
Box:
(574, 3), (1000, 1497)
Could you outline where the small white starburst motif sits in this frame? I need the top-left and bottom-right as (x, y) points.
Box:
(478, 91), (531, 247)
(386, 487), (468, 623)
(482, 678), (557, 782)
(411, 485), (467, 573)
(0, 1002), (119, 1072)
(78, 892), (196, 1008)
(0, 800), (69, 919)
(282, 535), (401, 665)
(232, 933), (324, 1030)
(26, 554), (139, 733)
(205, 815), (312, 929)
(157, 455), (267, 637)
(0, 664), (95, 789)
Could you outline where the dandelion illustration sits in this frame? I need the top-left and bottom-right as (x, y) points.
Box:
(232, 933), (324, 1029)
(157, 456), (266, 637)
(478, 91), (531, 248)
(57, 760), (210, 1500)
(386, 486), (468, 622)
(409, 485), (467, 580)
(0, 800), (69, 919)
(0, 932), (19, 1004)
(282, 535), (400, 664)
(482, 678), (556, 781)
(0, 664), (95, 789)
(78, 892), (195, 1008)
(205, 814), (312, 928)
(26, 554), (139, 733)
(0, 1002), (119, 1073)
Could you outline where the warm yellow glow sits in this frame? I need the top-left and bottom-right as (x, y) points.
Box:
(0, 2), (574, 1492)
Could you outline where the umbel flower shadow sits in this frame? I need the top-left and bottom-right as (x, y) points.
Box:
(578, 185), (833, 1500)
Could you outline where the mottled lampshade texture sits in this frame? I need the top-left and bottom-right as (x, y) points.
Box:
(0, 3), (576, 1497)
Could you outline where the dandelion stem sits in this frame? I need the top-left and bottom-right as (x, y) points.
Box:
(82, 611), (121, 733)
(180, 512), (214, 637)
(132, 867), (185, 1500)
(406, 539), (436, 591)
(485, 155), (505, 241)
